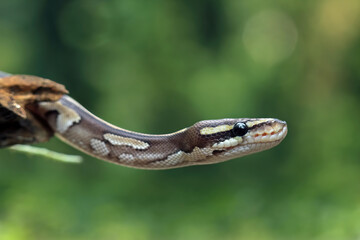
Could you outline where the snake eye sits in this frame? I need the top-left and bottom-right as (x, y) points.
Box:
(232, 122), (248, 136)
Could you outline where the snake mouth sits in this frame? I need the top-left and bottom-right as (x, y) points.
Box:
(245, 121), (287, 144)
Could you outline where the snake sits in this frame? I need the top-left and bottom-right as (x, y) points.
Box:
(0, 71), (288, 169)
(31, 95), (287, 169)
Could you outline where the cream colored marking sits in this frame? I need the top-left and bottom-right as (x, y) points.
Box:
(39, 101), (81, 133)
(188, 147), (213, 161)
(163, 151), (184, 165)
(118, 153), (136, 163)
(246, 119), (271, 128)
(103, 133), (150, 150)
(136, 152), (167, 161)
(149, 147), (213, 167)
(212, 136), (243, 149)
(200, 125), (233, 135)
(272, 123), (282, 132)
(150, 151), (185, 167)
(90, 139), (110, 156)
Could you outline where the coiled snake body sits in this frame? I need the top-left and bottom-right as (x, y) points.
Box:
(1, 72), (288, 169)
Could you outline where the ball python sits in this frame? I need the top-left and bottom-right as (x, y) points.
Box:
(1, 72), (288, 169)
(32, 95), (287, 169)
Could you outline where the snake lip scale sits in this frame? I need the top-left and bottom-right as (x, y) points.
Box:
(32, 95), (288, 169)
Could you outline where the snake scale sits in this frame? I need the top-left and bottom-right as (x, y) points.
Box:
(1, 71), (287, 169)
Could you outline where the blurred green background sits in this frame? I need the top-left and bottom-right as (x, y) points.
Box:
(1, 0), (360, 239)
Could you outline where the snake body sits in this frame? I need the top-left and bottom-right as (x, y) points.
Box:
(33, 95), (287, 169)
(0, 71), (287, 169)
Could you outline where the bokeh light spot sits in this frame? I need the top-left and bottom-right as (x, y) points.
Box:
(242, 10), (298, 66)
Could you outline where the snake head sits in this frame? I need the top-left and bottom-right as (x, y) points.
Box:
(191, 118), (288, 165)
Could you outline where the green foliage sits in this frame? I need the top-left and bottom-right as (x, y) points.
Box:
(9, 145), (82, 164)
(1, 0), (360, 239)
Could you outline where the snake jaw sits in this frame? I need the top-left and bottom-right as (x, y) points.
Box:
(244, 119), (287, 144)
(239, 119), (288, 156)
